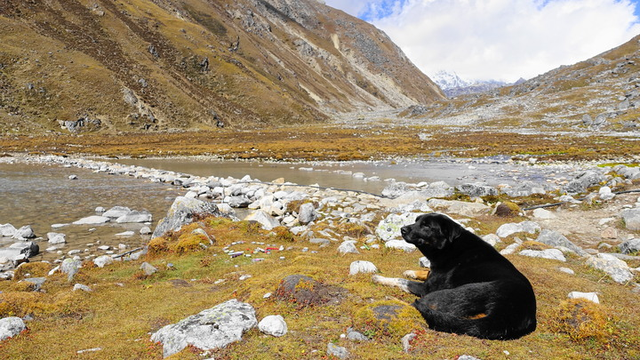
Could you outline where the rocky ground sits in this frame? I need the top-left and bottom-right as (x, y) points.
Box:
(0, 153), (639, 358)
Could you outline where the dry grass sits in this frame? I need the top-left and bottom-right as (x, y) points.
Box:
(0, 216), (638, 359)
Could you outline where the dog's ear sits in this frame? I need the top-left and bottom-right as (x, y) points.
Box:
(431, 214), (462, 249)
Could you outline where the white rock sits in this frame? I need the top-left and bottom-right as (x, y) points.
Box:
(73, 216), (110, 225)
(0, 224), (17, 237)
(0, 317), (26, 341)
(519, 249), (566, 262)
(585, 253), (634, 284)
(73, 284), (92, 292)
(93, 255), (114, 268)
(258, 315), (288, 337)
(499, 242), (521, 255)
(244, 210), (280, 231)
(559, 267), (575, 275)
(384, 240), (416, 252)
(568, 291), (600, 304)
(532, 208), (556, 219)
(338, 241), (359, 255)
(47, 232), (66, 244)
(115, 231), (135, 237)
(349, 261), (378, 275)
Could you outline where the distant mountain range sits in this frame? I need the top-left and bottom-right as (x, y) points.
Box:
(431, 70), (524, 97)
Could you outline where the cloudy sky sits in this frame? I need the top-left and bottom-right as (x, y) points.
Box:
(324, 0), (640, 83)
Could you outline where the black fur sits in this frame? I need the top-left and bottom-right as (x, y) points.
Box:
(401, 213), (536, 340)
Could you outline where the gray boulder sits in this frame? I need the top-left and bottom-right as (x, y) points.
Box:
(61, 258), (82, 281)
(376, 213), (423, 241)
(456, 183), (498, 197)
(116, 210), (152, 223)
(47, 232), (66, 244)
(298, 203), (317, 225)
(151, 299), (257, 358)
(73, 215), (110, 225)
(102, 206), (132, 219)
(338, 240), (359, 255)
(93, 255), (114, 268)
(564, 170), (605, 194)
(382, 182), (411, 199)
(244, 210), (280, 230)
(327, 342), (349, 359)
(519, 249), (566, 262)
(152, 196), (223, 238)
(0, 224), (17, 237)
(620, 238), (640, 254)
(585, 253), (634, 284)
(621, 208), (640, 231)
(496, 221), (540, 238)
(0, 317), (26, 341)
(535, 229), (587, 256)
(13, 225), (35, 240)
(349, 260), (378, 275)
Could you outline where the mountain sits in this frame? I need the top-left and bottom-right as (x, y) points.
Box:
(0, 0), (444, 134)
(412, 34), (640, 133)
(432, 70), (509, 97)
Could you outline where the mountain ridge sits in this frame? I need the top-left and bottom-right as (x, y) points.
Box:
(0, 0), (444, 134)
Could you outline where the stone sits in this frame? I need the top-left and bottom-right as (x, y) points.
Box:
(535, 229), (586, 256)
(298, 203), (317, 225)
(598, 186), (615, 200)
(140, 226), (152, 235)
(275, 274), (346, 307)
(585, 253), (634, 284)
(482, 233), (501, 246)
(116, 210), (152, 223)
(22, 277), (46, 291)
(102, 206), (131, 218)
(151, 299), (257, 358)
(244, 210), (280, 231)
(568, 291), (599, 304)
(152, 196), (223, 238)
(115, 231), (135, 237)
(427, 199), (491, 216)
(496, 221), (540, 238)
(0, 224), (17, 237)
(564, 170), (606, 194)
(600, 227), (618, 239)
(401, 332), (417, 353)
(532, 208), (556, 219)
(47, 232), (66, 244)
(346, 327), (369, 341)
(519, 249), (566, 262)
(338, 240), (359, 255)
(140, 262), (158, 276)
(349, 260), (378, 275)
(73, 216), (110, 225)
(73, 284), (92, 292)
(621, 208), (640, 231)
(456, 182), (498, 197)
(93, 255), (114, 268)
(61, 258), (81, 281)
(381, 182), (411, 198)
(258, 315), (287, 337)
(0, 317), (26, 341)
(13, 225), (35, 240)
(385, 240), (417, 252)
(375, 213), (423, 241)
(620, 238), (640, 254)
(327, 343), (349, 359)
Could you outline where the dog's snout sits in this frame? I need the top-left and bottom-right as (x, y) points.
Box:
(401, 226), (410, 236)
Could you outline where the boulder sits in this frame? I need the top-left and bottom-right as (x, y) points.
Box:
(47, 232), (66, 244)
(115, 210), (152, 223)
(102, 206), (132, 218)
(535, 229), (586, 256)
(564, 170), (605, 194)
(620, 238), (640, 254)
(456, 183), (498, 197)
(532, 208), (556, 219)
(327, 343), (349, 359)
(0, 224), (17, 237)
(258, 315), (287, 337)
(13, 225), (35, 240)
(338, 240), (359, 255)
(140, 262), (158, 276)
(621, 208), (640, 231)
(0, 317), (26, 341)
(585, 253), (634, 284)
(244, 210), (280, 231)
(519, 249), (566, 262)
(385, 240), (417, 252)
(93, 255), (114, 268)
(376, 213), (423, 242)
(349, 261), (378, 275)
(151, 299), (257, 358)
(152, 196), (223, 238)
(298, 203), (317, 225)
(496, 221), (540, 238)
(568, 291), (599, 304)
(61, 258), (81, 281)
(427, 199), (491, 217)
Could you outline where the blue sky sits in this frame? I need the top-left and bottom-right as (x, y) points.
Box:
(324, 0), (640, 82)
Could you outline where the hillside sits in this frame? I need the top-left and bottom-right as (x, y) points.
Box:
(409, 34), (640, 134)
(0, 0), (444, 134)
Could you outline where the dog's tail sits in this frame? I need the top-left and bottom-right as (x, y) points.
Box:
(414, 306), (536, 340)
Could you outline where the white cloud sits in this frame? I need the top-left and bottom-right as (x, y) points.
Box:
(326, 0), (640, 82)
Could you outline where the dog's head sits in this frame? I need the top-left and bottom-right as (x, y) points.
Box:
(401, 213), (461, 250)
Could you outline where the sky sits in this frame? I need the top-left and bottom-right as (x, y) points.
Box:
(323, 0), (640, 83)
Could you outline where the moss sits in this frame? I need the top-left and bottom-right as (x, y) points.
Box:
(170, 232), (210, 254)
(548, 299), (612, 343)
(353, 299), (425, 338)
(272, 226), (296, 242)
(13, 262), (54, 281)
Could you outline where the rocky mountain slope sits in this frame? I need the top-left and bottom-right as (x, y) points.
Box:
(432, 70), (511, 97)
(0, 0), (444, 134)
(411, 35), (640, 134)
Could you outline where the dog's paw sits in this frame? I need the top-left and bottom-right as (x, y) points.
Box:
(371, 274), (384, 284)
(403, 269), (430, 281)
(403, 270), (418, 279)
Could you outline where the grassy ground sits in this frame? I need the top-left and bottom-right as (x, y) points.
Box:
(1, 124), (640, 162)
(0, 216), (638, 359)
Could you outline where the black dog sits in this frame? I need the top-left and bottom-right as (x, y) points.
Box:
(373, 213), (536, 340)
